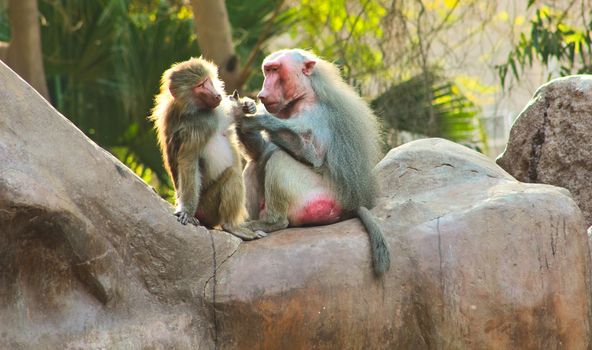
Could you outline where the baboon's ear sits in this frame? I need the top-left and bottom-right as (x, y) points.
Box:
(169, 86), (177, 98)
(231, 89), (240, 100)
(303, 59), (317, 76)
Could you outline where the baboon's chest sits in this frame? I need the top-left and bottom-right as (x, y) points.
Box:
(201, 131), (234, 180)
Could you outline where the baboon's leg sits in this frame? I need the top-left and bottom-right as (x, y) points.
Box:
(215, 168), (265, 240)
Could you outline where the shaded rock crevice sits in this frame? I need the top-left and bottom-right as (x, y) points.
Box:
(202, 230), (243, 350)
(206, 230), (219, 350)
(0, 203), (120, 305)
(527, 100), (550, 182)
(436, 216), (444, 301)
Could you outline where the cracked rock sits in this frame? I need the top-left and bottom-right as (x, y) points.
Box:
(497, 75), (592, 227)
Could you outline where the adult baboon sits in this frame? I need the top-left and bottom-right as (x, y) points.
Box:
(235, 49), (390, 275)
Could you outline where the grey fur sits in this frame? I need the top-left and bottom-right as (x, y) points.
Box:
(236, 49), (391, 275)
(357, 207), (390, 276)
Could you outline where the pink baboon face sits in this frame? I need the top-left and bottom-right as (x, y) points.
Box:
(192, 76), (222, 109)
(257, 52), (316, 116)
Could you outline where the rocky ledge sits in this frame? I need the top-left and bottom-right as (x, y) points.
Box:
(1, 61), (590, 349)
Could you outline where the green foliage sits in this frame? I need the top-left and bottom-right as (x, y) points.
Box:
(498, 3), (592, 86)
(119, 2), (199, 199)
(2, 0), (492, 201)
(372, 72), (484, 150)
(37, 0), (198, 199)
(227, 0), (298, 91)
(0, 7), (9, 41)
(288, 0), (488, 151)
(40, 0), (129, 145)
(287, 0), (385, 82)
(0, 0), (292, 200)
(27, 0), (294, 199)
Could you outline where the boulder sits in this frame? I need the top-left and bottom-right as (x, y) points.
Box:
(1, 60), (590, 349)
(213, 138), (591, 349)
(497, 75), (592, 226)
(0, 61), (240, 349)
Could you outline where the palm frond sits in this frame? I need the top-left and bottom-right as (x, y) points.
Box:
(372, 72), (484, 150)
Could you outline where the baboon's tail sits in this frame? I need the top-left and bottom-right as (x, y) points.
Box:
(357, 206), (391, 277)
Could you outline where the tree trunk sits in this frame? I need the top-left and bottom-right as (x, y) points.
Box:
(5, 0), (50, 101)
(190, 0), (241, 93)
(0, 41), (8, 61)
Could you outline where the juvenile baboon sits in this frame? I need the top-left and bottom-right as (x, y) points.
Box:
(235, 49), (390, 275)
(150, 57), (264, 240)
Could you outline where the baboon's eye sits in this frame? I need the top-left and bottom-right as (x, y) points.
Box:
(195, 78), (208, 88)
(265, 65), (279, 73)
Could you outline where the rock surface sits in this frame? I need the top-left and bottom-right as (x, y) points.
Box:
(0, 60), (241, 349)
(497, 75), (592, 226)
(213, 139), (591, 349)
(1, 60), (591, 349)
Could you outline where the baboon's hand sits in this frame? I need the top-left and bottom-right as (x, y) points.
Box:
(174, 211), (200, 226)
(228, 90), (257, 118)
(242, 98), (257, 115)
(228, 90), (241, 117)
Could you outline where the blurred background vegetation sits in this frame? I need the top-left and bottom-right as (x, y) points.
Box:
(0, 0), (586, 200)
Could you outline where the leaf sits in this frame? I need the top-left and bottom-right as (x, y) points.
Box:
(509, 58), (519, 78)
(371, 72), (483, 149)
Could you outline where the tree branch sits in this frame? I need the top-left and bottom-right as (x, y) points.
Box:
(0, 41), (9, 61)
(236, 0), (285, 90)
(191, 0), (241, 93)
(6, 0), (50, 101)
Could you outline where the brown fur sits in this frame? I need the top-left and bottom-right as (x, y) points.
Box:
(150, 57), (263, 240)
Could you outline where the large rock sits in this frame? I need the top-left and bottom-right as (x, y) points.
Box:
(497, 75), (592, 226)
(213, 138), (591, 349)
(0, 61), (241, 348)
(1, 60), (591, 349)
